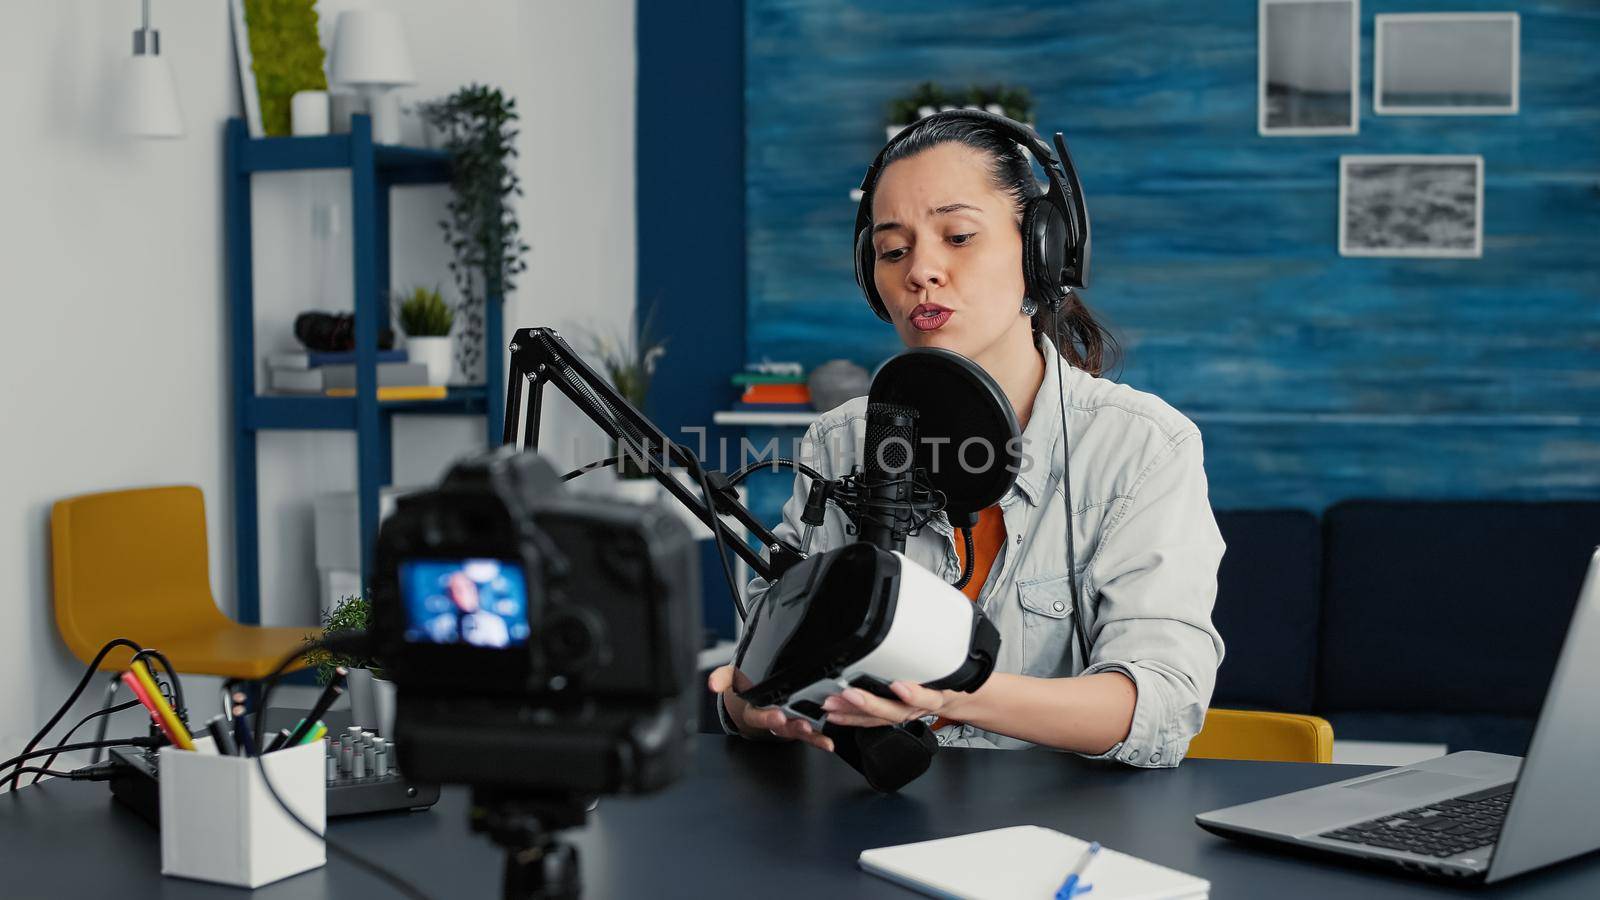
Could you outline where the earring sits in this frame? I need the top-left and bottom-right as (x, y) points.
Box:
(1020, 295), (1039, 317)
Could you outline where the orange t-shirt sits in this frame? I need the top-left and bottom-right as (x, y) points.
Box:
(932, 505), (1005, 730)
(953, 505), (1007, 603)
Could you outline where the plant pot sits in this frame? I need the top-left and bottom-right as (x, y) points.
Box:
(347, 667), (397, 736)
(372, 677), (397, 739)
(406, 336), (453, 386)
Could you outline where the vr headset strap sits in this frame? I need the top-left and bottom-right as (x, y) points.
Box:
(822, 721), (938, 793)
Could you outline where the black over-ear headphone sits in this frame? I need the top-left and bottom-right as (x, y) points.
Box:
(852, 108), (1091, 324)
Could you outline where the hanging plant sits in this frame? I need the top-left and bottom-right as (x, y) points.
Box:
(419, 84), (530, 382)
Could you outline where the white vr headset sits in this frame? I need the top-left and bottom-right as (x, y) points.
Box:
(731, 542), (1000, 727)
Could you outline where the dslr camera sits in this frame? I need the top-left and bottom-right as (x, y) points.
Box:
(367, 445), (702, 797)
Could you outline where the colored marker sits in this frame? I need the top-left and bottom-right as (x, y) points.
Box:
(299, 721), (328, 745)
(120, 671), (183, 748)
(265, 728), (293, 753)
(288, 668), (347, 745)
(128, 660), (195, 750)
(204, 714), (238, 756)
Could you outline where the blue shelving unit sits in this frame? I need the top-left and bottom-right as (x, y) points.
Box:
(225, 115), (505, 625)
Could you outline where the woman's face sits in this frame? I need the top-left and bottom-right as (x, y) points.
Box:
(869, 142), (1030, 360)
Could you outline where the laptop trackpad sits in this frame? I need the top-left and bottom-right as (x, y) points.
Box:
(1343, 769), (1477, 800)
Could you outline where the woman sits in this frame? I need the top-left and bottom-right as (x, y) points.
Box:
(708, 113), (1225, 767)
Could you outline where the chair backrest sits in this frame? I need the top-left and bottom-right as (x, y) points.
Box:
(1187, 708), (1333, 763)
(1318, 500), (1600, 718)
(1211, 509), (1321, 712)
(51, 485), (229, 669)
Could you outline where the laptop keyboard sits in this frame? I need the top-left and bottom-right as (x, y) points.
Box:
(1320, 784), (1513, 859)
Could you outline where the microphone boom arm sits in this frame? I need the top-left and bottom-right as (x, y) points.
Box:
(503, 327), (805, 586)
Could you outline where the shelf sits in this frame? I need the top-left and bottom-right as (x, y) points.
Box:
(226, 113), (504, 627)
(245, 387), (490, 431)
(236, 132), (452, 184)
(712, 410), (820, 427)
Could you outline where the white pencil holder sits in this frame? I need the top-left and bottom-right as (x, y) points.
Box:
(158, 739), (327, 888)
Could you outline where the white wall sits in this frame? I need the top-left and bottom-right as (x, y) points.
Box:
(0, 0), (635, 762)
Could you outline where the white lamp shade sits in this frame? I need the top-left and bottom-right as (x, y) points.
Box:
(331, 11), (417, 87)
(123, 54), (184, 138)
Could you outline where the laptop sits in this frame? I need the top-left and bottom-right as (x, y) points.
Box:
(1196, 547), (1600, 884)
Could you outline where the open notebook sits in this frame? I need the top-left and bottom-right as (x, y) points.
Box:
(859, 825), (1209, 900)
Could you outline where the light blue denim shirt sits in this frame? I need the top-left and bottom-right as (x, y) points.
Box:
(726, 333), (1226, 767)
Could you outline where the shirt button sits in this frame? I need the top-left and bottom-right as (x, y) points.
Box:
(1052, 600), (1066, 613)
(1151, 751), (1162, 763)
(1127, 749), (1141, 761)
(1015, 533), (1023, 545)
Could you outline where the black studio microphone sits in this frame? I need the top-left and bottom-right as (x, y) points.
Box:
(818, 350), (1019, 793)
(857, 400), (921, 552)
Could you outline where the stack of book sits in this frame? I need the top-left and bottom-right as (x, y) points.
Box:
(732, 361), (811, 412)
(266, 350), (446, 401)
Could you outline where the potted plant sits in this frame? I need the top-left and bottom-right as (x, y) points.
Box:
(397, 285), (454, 385)
(886, 81), (953, 140)
(884, 82), (1035, 139)
(419, 84), (530, 385)
(964, 84), (1033, 123)
(583, 302), (669, 487)
(303, 594), (394, 736)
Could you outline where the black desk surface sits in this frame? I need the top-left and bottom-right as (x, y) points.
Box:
(4, 735), (1598, 899)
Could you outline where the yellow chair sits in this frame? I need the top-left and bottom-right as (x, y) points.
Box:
(1187, 708), (1334, 763)
(52, 485), (316, 680)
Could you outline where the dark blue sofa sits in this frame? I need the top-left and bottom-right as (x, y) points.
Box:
(698, 501), (1600, 749)
(1214, 501), (1600, 755)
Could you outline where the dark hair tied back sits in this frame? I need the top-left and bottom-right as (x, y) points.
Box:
(878, 117), (1120, 378)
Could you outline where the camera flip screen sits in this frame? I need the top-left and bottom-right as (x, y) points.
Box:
(399, 559), (531, 649)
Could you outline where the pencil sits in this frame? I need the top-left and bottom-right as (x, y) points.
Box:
(120, 671), (186, 750)
(128, 660), (195, 750)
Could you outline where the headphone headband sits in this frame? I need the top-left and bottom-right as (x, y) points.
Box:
(853, 108), (1090, 304)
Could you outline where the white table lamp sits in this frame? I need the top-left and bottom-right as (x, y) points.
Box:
(331, 10), (417, 145)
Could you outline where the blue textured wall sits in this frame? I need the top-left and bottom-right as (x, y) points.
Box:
(744, 0), (1600, 510)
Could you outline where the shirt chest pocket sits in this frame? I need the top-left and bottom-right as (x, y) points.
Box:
(1017, 573), (1079, 679)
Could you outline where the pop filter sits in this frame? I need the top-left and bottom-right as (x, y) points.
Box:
(868, 349), (1021, 528)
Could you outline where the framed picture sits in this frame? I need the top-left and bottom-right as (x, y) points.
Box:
(1339, 155), (1483, 258)
(229, 0), (328, 138)
(1375, 13), (1520, 115)
(229, 0), (264, 137)
(1259, 0), (1359, 136)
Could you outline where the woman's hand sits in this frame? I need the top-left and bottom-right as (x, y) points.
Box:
(707, 665), (835, 752)
(818, 681), (960, 729)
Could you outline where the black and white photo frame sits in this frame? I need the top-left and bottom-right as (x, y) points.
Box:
(1259, 0), (1360, 136)
(1339, 155), (1484, 258)
(1375, 13), (1520, 116)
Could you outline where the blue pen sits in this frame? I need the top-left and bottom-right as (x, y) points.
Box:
(231, 703), (257, 757)
(1054, 841), (1099, 899)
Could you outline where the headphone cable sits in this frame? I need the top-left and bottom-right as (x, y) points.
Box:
(1055, 312), (1092, 667)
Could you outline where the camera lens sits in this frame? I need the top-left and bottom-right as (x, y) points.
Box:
(544, 607), (605, 676)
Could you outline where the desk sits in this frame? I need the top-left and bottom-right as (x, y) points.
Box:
(4, 736), (1598, 898)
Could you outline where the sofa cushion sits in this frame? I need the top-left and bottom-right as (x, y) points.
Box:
(1326, 711), (1535, 757)
(1210, 509), (1321, 713)
(1318, 500), (1600, 717)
